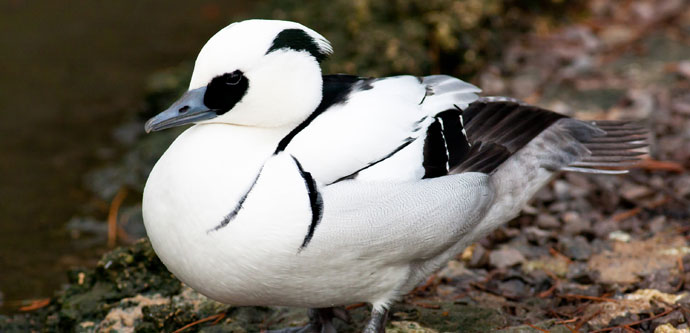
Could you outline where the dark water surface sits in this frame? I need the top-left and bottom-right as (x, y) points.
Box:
(0, 1), (249, 311)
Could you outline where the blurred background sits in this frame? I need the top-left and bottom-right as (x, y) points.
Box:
(0, 0), (251, 312)
(1, 0), (688, 325)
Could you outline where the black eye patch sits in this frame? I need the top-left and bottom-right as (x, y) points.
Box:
(204, 70), (249, 115)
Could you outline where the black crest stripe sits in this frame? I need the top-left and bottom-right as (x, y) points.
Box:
(275, 75), (369, 153)
(266, 28), (328, 62)
(291, 156), (323, 251)
(207, 166), (264, 233)
(276, 107), (327, 153)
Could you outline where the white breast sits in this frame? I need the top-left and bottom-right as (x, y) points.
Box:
(142, 124), (391, 307)
(144, 124), (283, 230)
(142, 123), (413, 307)
(142, 124), (285, 294)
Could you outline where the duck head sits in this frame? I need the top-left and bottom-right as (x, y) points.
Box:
(145, 19), (332, 132)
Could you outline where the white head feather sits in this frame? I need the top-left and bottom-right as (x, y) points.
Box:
(190, 19), (332, 127)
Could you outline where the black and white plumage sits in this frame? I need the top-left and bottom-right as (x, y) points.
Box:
(142, 19), (647, 332)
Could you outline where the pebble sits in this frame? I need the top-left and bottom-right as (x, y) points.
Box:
(559, 236), (592, 261)
(524, 227), (552, 245)
(649, 216), (668, 233)
(553, 180), (573, 200)
(496, 278), (528, 299)
(593, 219), (618, 238)
(468, 244), (489, 268)
(639, 269), (679, 294)
(536, 214), (560, 229)
(562, 211), (591, 235)
(620, 183), (653, 201)
(489, 248), (526, 269)
(652, 313), (686, 332)
(557, 281), (601, 297)
(566, 262), (594, 284)
(609, 230), (632, 242)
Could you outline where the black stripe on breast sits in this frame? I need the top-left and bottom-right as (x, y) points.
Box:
(330, 137), (416, 184)
(275, 75), (373, 153)
(292, 156), (323, 252)
(207, 165), (264, 233)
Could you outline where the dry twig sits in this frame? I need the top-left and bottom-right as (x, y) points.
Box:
(591, 307), (678, 332)
(173, 313), (226, 333)
(107, 188), (127, 248)
(525, 322), (550, 332)
(18, 298), (50, 312)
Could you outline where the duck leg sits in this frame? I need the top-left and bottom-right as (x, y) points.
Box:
(362, 307), (389, 333)
(268, 307), (349, 333)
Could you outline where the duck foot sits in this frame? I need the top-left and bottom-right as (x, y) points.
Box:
(362, 307), (389, 333)
(268, 307), (350, 333)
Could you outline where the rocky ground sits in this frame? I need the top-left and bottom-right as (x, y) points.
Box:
(2, 0), (690, 331)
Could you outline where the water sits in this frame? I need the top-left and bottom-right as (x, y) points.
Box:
(0, 0), (249, 311)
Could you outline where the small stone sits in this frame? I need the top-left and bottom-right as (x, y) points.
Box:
(562, 211), (591, 235)
(566, 262), (595, 284)
(557, 281), (601, 297)
(497, 279), (528, 299)
(548, 202), (568, 213)
(553, 180), (572, 200)
(468, 244), (489, 268)
(652, 313), (686, 332)
(649, 216), (668, 233)
(673, 175), (690, 197)
(639, 269), (680, 294)
(593, 219), (618, 238)
(559, 236), (592, 261)
(609, 230), (632, 242)
(620, 183), (653, 201)
(600, 25), (636, 47)
(489, 248), (526, 269)
(524, 227), (551, 245)
(536, 214), (560, 229)
(676, 60), (690, 79)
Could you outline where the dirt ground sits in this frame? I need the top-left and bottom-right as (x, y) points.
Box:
(2, 0), (690, 331)
(407, 0), (690, 331)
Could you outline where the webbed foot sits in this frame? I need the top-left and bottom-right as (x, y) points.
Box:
(362, 307), (389, 333)
(267, 307), (349, 333)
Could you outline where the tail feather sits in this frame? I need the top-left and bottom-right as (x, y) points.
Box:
(470, 117), (647, 240)
(423, 100), (648, 178)
(567, 120), (648, 174)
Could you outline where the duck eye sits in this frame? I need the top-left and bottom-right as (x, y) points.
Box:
(204, 70), (249, 115)
(225, 70), (242, 85)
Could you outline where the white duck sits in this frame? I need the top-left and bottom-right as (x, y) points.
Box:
(142, 19), (646, 332)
